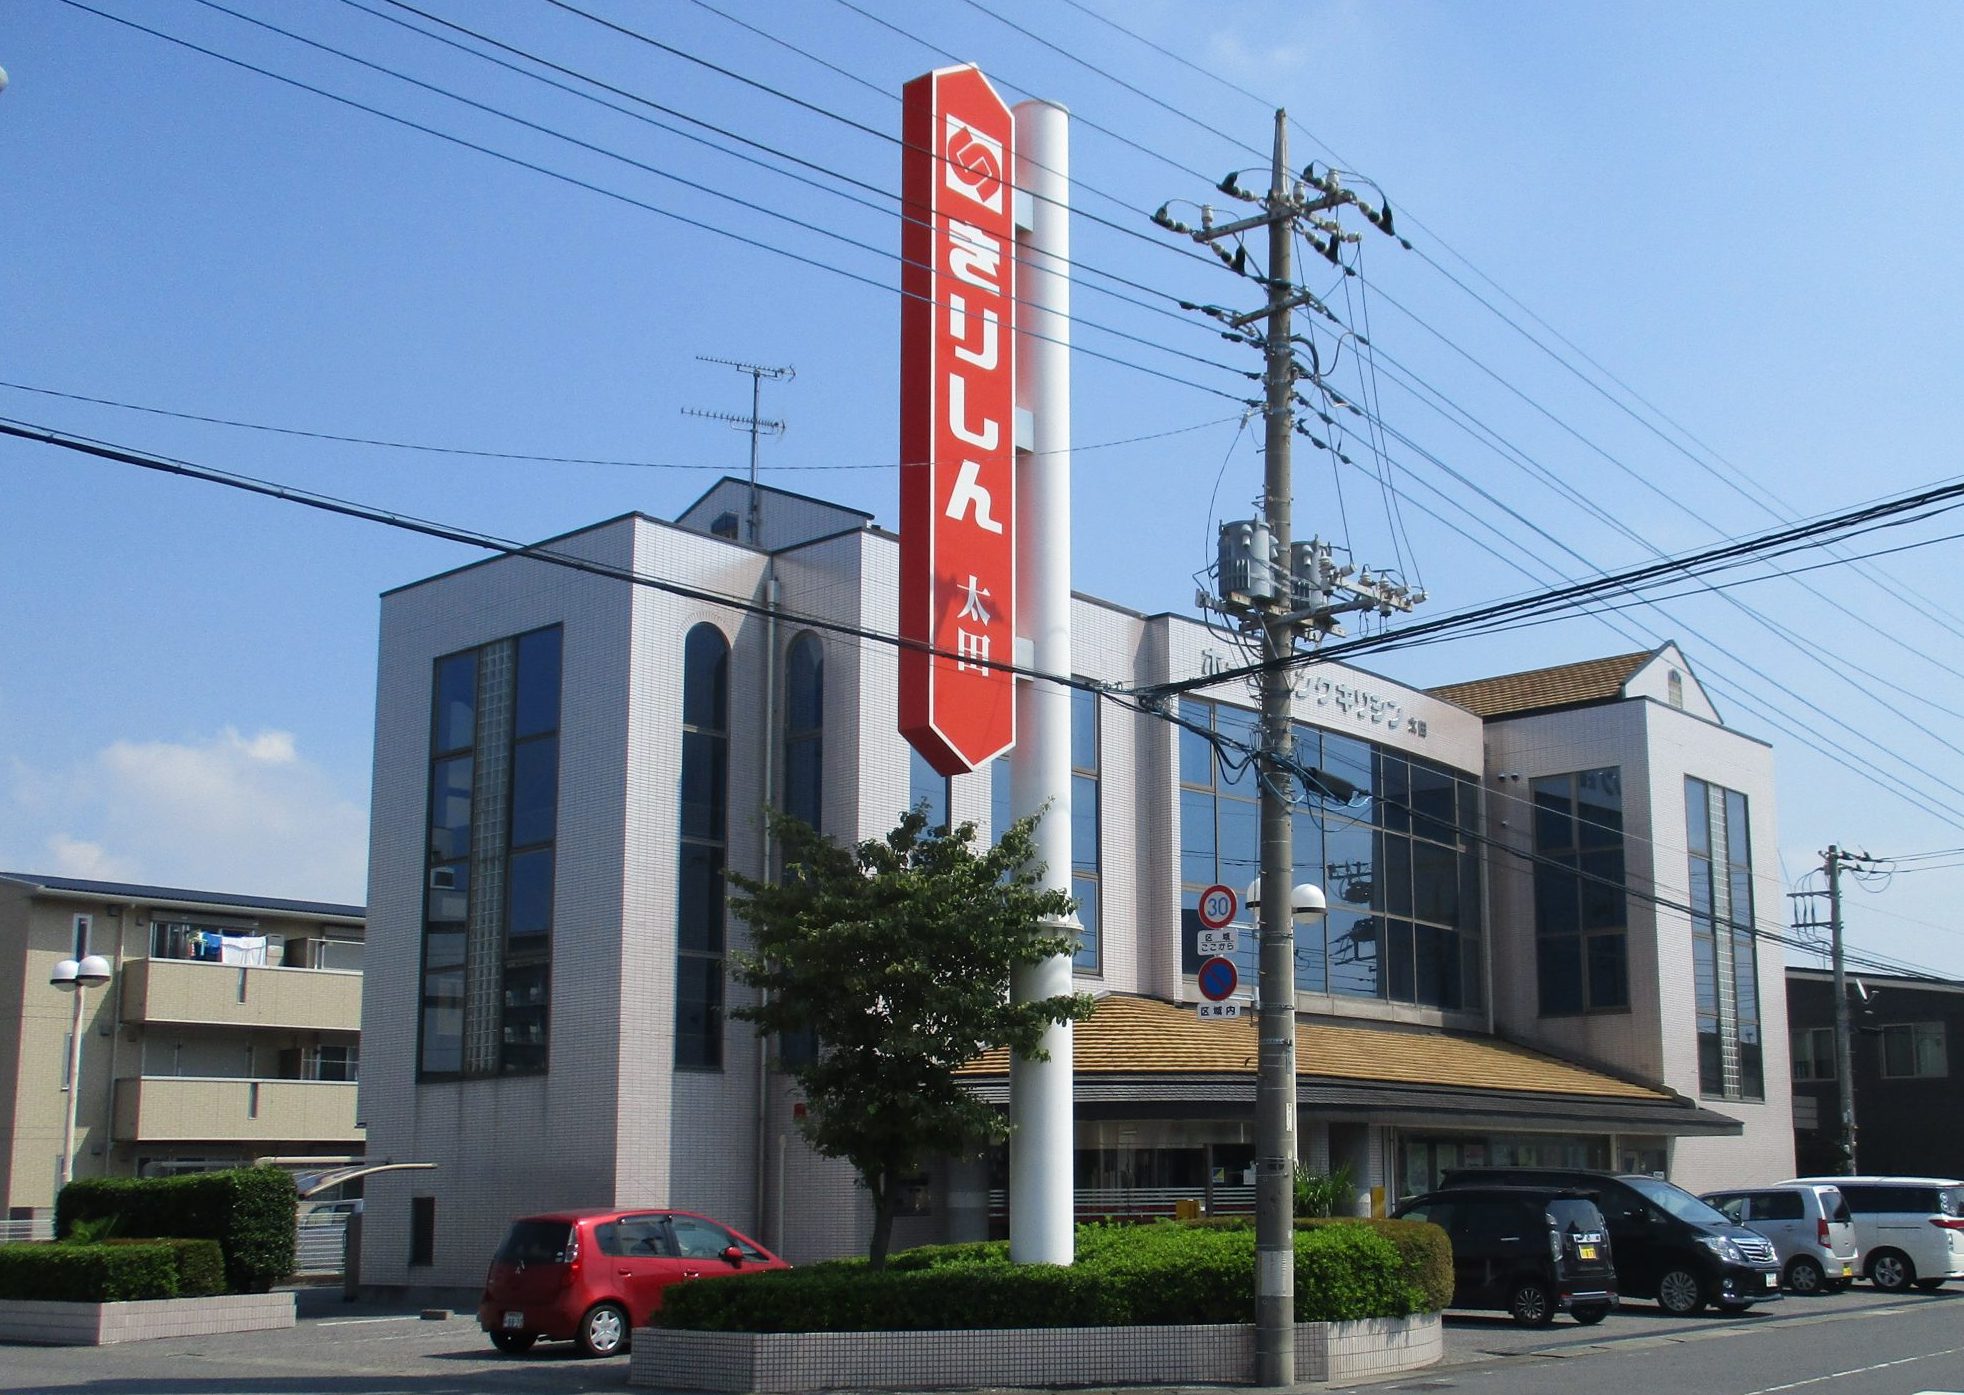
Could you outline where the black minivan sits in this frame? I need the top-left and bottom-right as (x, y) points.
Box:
(1440, 1168), (1783, 1315)
(1393, 1185), (1617, 1326)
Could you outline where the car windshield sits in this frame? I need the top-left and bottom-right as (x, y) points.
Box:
(1623, 1176), (1732, 1225)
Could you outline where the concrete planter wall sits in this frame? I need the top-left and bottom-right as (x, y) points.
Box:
(0, 1292), (295, 1346)
(630, 1314), (1442, 1392)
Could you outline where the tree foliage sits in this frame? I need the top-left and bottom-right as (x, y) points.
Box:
(729, 806), (1093, 1268)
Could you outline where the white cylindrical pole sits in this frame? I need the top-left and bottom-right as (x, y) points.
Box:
(1009, 96), (1075, 1267)
(61, 983), (87, 1186)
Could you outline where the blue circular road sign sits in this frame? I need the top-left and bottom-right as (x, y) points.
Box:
(1197, 955), (1238, 1002)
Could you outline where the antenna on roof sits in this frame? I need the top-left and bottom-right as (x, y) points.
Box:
(683, 357), (794, 545)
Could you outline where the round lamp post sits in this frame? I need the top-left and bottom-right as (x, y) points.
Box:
(51, 954), (112, 1186)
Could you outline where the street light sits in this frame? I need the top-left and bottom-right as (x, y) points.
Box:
(1244, 880), (1328, 918)
(51, 953), (112, 1187)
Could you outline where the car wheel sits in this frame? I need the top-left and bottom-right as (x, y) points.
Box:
(1657, 1267), (1707, 1316)
(1784, 1256), (1827, 1295)
(576, 1302), (630, 1358)
(1868, 1250), (1915, 1293)
(1571, 1303), (1611, 1326)
(1913, 1279), (1947, 1292)
(490, 1332), (537, 1354)
(1509, 1279), (1556, 1327)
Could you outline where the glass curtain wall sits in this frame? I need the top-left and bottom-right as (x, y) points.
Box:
(1687, 777), (1763, 1099)
(1178, 697), (1481, 1010)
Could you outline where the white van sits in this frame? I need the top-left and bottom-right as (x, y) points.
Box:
(1786, 1175), (1964, 1292)
(1700, 1183), (1858, 1294)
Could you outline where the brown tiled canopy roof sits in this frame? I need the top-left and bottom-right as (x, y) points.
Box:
(960, 994), (1666, 1102)
(1428, 650), (1653, 719)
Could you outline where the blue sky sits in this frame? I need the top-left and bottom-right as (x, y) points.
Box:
(4, 1), (1962, 979)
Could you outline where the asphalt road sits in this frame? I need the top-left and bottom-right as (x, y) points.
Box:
(0, 1284), (1957, 1394)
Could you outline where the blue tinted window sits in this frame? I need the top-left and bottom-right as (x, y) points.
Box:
(510, 737), (557, 849)
(682, 625), (729, 731)
(507, 848), (552, 939)
(433, 653), (477, 754)
(513, 627), (562, 738)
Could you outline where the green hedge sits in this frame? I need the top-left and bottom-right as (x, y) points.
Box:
(0, 1242), (180, 1302)
(110, 1237), (227, 1298)
(659, 1219), (1444, 1332)
(57, 1167), (296, 1293)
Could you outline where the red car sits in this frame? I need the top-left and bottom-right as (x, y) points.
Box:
(478, 1207), (788, 1357)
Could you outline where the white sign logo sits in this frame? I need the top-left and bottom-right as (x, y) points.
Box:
(944, 114), (1004, 212)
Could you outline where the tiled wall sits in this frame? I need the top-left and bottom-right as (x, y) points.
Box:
(632, 1316), (1442, 1391)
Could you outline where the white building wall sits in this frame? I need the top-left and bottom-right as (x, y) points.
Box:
(1637, 702), (1795, 1191)
(1484, 701), (1667, 1084)
(364, 518), (642, 1291)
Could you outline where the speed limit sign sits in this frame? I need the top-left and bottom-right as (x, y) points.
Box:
(1197, 883), (1238, 931)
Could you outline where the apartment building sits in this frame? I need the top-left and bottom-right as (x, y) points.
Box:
(0, 873), (364, 1226)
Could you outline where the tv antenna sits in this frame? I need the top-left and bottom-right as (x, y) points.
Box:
(683, 357), (794, 544)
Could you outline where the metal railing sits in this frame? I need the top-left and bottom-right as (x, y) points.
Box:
(0, 1218), (54, 1243)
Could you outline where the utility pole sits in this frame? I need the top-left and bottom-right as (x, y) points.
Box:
(1823, 845), (1865, 1174)
(683, 356), (794, 545)
(1157, 115), (1413, 1387)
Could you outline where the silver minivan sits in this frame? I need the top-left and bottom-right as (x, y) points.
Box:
(1700, 1183), (1858, 1294)
(1786, 1175), (1964, 1292)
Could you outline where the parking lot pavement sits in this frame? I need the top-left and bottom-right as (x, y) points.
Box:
(0, 1282), (1954, 1394)
(1430, 1282), (1961, 1370)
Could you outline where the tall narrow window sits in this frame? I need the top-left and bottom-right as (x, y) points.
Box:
(419, 626), (561, 1079)
(783, 633), (824, 831)
(677, 624), (731, 1071)
(1070, 685), (1101, 973)
(1688, 778), (1762, 1099)
(1531, 768), (1628, 1016)
(409, 1196), (436, 1267)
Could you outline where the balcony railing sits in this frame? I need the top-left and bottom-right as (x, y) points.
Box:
(112, 1076), (363, 1144)
(120, 956), (360, 1031)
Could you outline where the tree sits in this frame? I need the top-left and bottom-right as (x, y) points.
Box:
(728, 805), (1092, 1269)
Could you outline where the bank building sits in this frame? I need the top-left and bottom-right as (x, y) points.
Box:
(357, 479), (1790, 1294)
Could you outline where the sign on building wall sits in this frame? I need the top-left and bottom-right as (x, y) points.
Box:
(898, 64), (1017, 776)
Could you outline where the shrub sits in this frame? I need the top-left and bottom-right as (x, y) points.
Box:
(660, 1218), (1444, 1332)
(1364, 1218), (1453, 1312)
(109, 1237), (227, 1298)
(0, 1242), (179, 1302)
(57, 1166), (296, 1293)
(1293, 1162), (1356, 1218)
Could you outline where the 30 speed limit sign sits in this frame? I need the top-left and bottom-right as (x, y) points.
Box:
(1196, 883), (1238, 931)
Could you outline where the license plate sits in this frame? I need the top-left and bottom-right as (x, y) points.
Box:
(1840, 1263), (1853, 1277)
(1763, 1273), (1779, 1289)
(503, 1312), (525, 1329)
(1578, 1244), (1597, 1260)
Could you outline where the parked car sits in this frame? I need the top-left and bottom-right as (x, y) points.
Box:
(478, 1208), (788, 1357)
(1393, 1184), (1617, 1326)
(1699, 1183), (1858, 1294)
(1439, 1168), (1781, 1315)
(1785, 1175), (1964, 1293)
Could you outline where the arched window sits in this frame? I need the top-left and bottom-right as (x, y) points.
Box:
(783, 632), (823, 830)
(1668, 669), (1685, 709)
(676, 623), (730, 1070)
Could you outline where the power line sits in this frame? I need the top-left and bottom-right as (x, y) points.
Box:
(62, 0), (1250, 409)
(0, 381), (1238, 475)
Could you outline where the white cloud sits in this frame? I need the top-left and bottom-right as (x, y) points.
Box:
(0, 728), (367, 904)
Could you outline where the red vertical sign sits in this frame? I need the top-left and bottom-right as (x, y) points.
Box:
(899, 65), (1017, 777)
